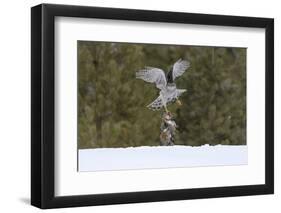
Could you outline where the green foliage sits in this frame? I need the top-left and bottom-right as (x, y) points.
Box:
(78, 41), (246, 149)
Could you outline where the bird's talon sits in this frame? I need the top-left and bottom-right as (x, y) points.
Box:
(176, 99), (182, 106)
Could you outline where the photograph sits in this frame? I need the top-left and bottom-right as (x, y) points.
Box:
(30, 2), (274, 209)
(77, 41), (247, 172)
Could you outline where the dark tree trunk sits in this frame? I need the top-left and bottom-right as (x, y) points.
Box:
(95, 116), (102, 142)
(93, 54), (102, 143)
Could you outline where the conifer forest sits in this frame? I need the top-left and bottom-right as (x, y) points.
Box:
(78, 41), (246, 149)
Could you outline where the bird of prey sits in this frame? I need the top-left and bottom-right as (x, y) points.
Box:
(136, 59), (190, 112)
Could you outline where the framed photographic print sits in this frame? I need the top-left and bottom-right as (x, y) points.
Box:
(31, 3), (274, 209)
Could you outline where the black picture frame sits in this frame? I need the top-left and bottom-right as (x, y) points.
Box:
(31, 3), (274, 209)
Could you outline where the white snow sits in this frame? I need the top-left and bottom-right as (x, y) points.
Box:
(78, 145), (247, 172)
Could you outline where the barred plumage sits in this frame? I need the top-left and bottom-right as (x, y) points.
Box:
(136, 59), (189, 111)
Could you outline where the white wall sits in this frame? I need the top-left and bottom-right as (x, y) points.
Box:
(0, 0), (279, 212)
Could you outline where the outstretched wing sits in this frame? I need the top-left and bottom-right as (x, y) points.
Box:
(136, 67), (167, 90)
(172, 59), (190, 80)
(147, 95), (163, 111)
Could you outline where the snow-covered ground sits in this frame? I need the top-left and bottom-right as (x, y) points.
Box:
(78, 145), (247, 172)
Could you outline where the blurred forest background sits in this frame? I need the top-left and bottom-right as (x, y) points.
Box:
(78, 41), (246, 149)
